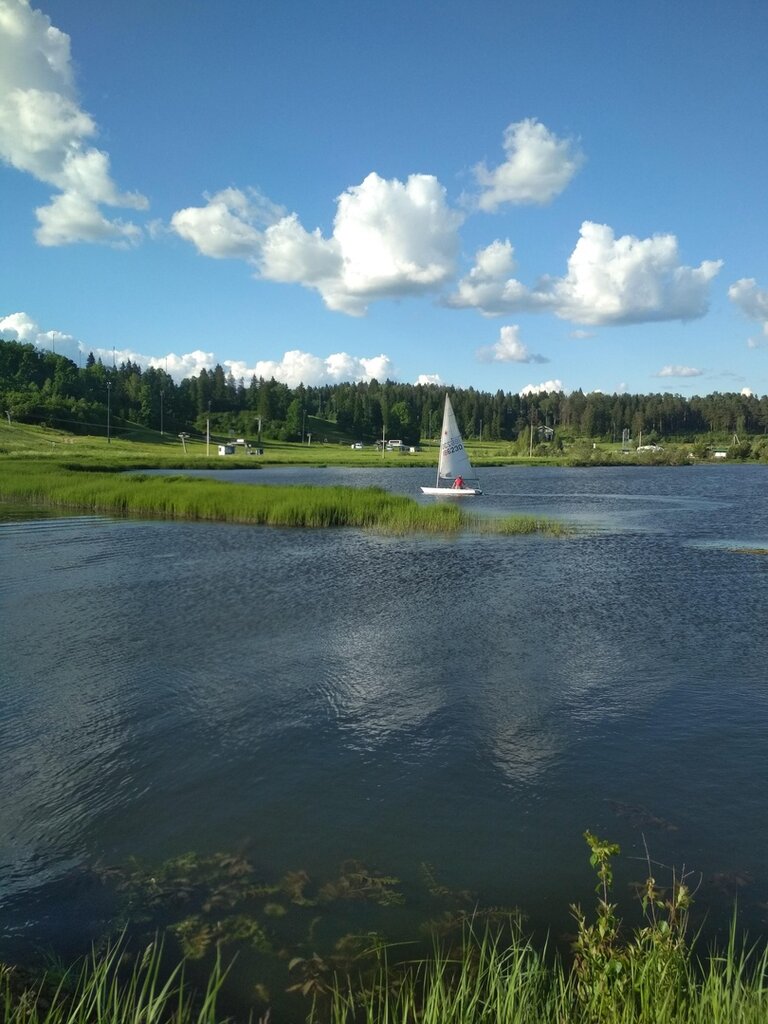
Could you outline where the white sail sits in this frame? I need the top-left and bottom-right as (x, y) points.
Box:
(438, 396), (475, 481)
(420, 395), (481, 495)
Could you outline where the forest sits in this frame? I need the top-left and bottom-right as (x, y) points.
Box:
(2, 338), (767, 449)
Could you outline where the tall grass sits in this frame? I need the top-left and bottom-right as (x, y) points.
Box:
(328, 929), (768, 1024)
(5, 927), (767, 1024)
(1, 940), (227, 1024)
(0, 460), (568, 535)
(5, 838), (768, 1024)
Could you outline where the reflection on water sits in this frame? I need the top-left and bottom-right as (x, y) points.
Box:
(1, 465), (768, 961)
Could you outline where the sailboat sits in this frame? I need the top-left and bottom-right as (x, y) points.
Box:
(420, 395), (482, 496)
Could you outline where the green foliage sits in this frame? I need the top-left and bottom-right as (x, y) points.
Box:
(570, 832), (694, 1021)
(5, 841), (768, 1024)
(0, 457), (569, 536)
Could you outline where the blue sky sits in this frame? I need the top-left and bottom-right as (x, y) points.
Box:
(2, 0), (768, 396)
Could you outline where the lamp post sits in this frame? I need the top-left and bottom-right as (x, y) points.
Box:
(106, 380), (112, 443)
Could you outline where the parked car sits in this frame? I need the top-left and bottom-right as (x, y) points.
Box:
(350, 441), (364, 449)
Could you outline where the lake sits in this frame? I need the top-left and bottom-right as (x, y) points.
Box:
(2, 463), (768, 993)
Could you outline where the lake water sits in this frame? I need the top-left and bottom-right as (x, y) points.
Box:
(2, 464), (768, 988)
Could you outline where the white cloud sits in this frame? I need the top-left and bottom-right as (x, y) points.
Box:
(415, 373), (442, 386)
(448, 222), (722, 325)
(0, 310), (77, 353)
(172, 172), (462, 316)
(446, 240), (544, 317)
(0, 311), (399, 387)
(36, 190), (143, 246)
(87, 345), (215, 380)
(654, 365), (703, 378)
(170, 187), (283, 259)
(476, 324), (548, 364)
(571, 328), (595, 339)
(0, 310), (43, 343)
(741, 387), (753, 397)
(519, 379), (564, 396)
(224, 350), (394, 388)
(0, 0), (147, 245)
(473, 119), (583, 211)
(729, 278), (768, 343)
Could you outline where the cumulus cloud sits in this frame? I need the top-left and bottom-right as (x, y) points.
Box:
(170, 187), (284, 259)
(729, 278), (768, 345)
(0, 0), (147, 245)
(224, 350), (394, 388)
(654, 365), (703, 378)
(741, 387), (753, 397)
(446, 240), (545, 317)
(171, 172), (462, 315)
(519, 379), (565, 396)
(448, 222), (722, 325)
(476, 324), (548, 364)
(0, 310), (77, 353)
(0, 310), (45, 343)
(473, 119), (583, 211)
(415, 373), (442, 386)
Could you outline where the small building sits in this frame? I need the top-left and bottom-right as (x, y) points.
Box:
(218, 444), (235, 456)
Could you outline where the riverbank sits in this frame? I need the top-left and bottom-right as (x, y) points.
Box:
(3, 840), (768, 1024)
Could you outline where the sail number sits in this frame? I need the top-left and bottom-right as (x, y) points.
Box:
(442, 442), (464, 455)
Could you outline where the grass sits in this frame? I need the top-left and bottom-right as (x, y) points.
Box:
(3, 837), (768, 1023)
(4, 923), (768, 1024)
(1, 940), (227, 1024)
(0, 458), (569, 536)
(0, 423), (569, 535)
(328, 926), (768, 1024)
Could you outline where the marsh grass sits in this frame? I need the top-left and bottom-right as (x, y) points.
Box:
(0, 460), (569, 535)
(326, 926), (768, 1024)
(1, 940), (227, 1024)
(7, 928), (766, 1024)
(5, 840), (768, 1024)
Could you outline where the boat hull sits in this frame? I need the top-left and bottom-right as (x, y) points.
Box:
(420, 486), (482, 496)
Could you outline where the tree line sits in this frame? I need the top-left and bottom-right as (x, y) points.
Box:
(2, 338), (767, 445)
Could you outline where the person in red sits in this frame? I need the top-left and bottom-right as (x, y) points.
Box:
(453, 475), (464, 489)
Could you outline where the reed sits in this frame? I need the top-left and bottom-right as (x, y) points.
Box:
(0, 460), (568, 535)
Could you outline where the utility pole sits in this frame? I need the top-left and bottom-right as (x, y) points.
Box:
(106, 380), (112, 443)
(160, 390), (164, 436)
(206, 401), (211, 456)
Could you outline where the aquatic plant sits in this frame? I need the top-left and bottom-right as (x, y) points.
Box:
(0, 938), (227, 1024)
(6, 838), (768, 1024)
(0, 458), (570, 535)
